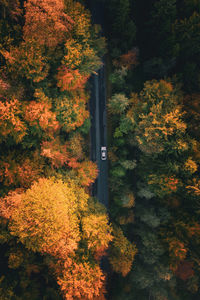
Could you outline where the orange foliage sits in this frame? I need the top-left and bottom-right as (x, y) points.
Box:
(4, 41), (49, 82)
(67, 157), (80, 169)
(186, 179), (200, 196)
(148, 174), (180, 196)
(163, 176), (179, 192)
(0, 188), (23, 220)
(91, 284), (107, 300)
(63, 38), (83, 69)
(57, 66), (88, 91)
(0, 98), (26, 143)
(77, 161), (98, 186)
(57, 259), (105, 300)
(23, 0), (73, 48)
(0, 78), (10, 92)
(114, 48), (139, 70)
(0, 178), (112, 299)
(0, 151), (44, 188)
(167, 238), (188, 271)
(24, 90), (59, 137)
(82, 214), (113, 252)
(0, 162), (15, 186)
(186, 222), (200, 237)
(175, 261), (194, 281)
(41, 139), (69, 168)
(0, 160), (39, 187)
(17, 159), (42, 187)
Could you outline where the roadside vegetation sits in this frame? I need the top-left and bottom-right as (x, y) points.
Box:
(105, 0), (200, 299)
(0, 0), (200, 299)
(0, 0), (136, 299)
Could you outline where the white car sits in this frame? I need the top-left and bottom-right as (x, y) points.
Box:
(101, 146), (107, 160)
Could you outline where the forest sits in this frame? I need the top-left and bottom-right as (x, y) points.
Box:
(0, 0), (200, 299)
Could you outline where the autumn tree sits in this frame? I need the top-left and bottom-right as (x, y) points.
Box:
(23, 0), (73, 48)
(0, 97), (26, 143)
(0, 178), (113, 299)
(108, 226), (137, 277)
(2, 41), (50, 83)
(0, 0), (109, 297)
(55, 91), (89, 132)
(127, 80), (187, 155)
(0, 150), (45, 189)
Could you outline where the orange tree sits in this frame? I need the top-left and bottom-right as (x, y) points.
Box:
(0, 0), (111, 298)
(0, 177), (113, 299)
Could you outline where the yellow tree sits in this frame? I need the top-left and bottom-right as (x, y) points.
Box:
(108, 226), (137, 277)
(55, 91), (89, 132)
(0, 178), (114, 299)
(127, 80), (187, 155)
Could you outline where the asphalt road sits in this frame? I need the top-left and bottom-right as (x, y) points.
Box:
(90, 63), (108, 208)
(89, 0), (108, 208)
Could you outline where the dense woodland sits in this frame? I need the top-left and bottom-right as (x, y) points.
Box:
(105, 0), (200, 299)
(0, 0), (200, 299)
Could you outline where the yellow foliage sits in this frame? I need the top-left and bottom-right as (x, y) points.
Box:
(186, 179), (200, 196)
(81, 198), (113, 252)
(64, 0), (91, 41)
(55, 90), (89, 132)
(127, 80), (188, 154)
(184, 157), (198, 174)
(0, 178), (113, 299)
(4, 178), (89, 259)
(109, 226), (137, 277)
(82, 214), (113, 252)
(67, 132), (84, 160)
(57, 258), (105, 300)
(63, 39), (82, 69)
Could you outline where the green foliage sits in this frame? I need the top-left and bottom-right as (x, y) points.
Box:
(107, 1), (200, 299)
(106, 0), (136, 56)
(173, 11), (200, 91)
(108, 93), (129, 114)
(149, 0), (177, 58)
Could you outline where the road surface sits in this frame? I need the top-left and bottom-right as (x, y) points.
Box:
(89, 0), (108, 208)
